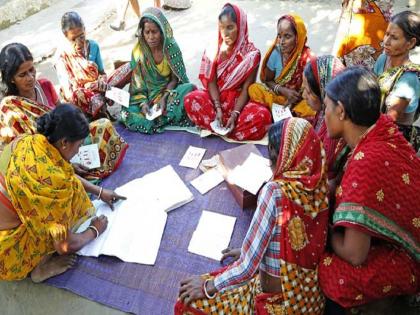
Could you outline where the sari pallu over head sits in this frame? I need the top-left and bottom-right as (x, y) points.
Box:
(0, 134), (94, 280)
(198, 3), (261, 92)
(260, 14), (312, 92)
(333, 114), (420, 260)
(130, 7), (189, 106)
(257, 118), (328, 313)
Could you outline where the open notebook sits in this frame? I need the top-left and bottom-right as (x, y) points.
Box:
(77, 165), (194, 265)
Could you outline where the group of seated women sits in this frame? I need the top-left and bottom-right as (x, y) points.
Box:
(0, 2), (418, 314)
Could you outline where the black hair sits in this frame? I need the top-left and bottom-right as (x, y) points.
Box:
(391, 11), (420, 48)
(218, 4), (237, 23)
(36, 103), (89, 144)
(278, 16), (297, 36)
(326, 66), (381, 127)
(303, 62), (321, 99)
(61, 11), (84, 34)
(138, 17), (162, 38)
(0, 43), (33, 96)
(268, 119), (286, 166)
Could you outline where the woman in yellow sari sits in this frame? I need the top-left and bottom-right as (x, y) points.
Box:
(248, 14), (316, 118)
(0, 43), (128, 181)
(0, 104), (125, 282)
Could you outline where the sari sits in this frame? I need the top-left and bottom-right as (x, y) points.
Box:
(377, 61), (420, 151)
(0, 79), (128, 181)
(310, 55), (347, 179)
(175, 118), (329, 314)
(184, 3), (271, 141)
(120, 7), (195, 134)
(0, 134), (94, 280)
(248, 14), (316, 117)
(319, 115), (420, 308)
(55, 41), (131, 118)
(332, 0), (393, 68)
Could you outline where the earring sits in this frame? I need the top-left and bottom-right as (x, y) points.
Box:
(62, 146), (67, 150)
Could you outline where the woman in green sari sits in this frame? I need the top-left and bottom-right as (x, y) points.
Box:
(120, 7), (195, 134)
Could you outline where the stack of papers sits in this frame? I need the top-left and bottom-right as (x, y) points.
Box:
(188, 210), (236, 261)
(146, 104), (163, 120)
(210, 120), (232, 136)
(179, 146), (206, 169)
(105, 87), (130, 108)
(77, 165), (194, 264)
(272, 104), (292, 122)
(70, 143), (101, 169)
(228, 153), (273, 195)
(190, 168), (224, 195)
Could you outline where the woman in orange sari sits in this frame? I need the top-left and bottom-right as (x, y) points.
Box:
(318, 67), (419, 309)
(175, 117), (328, 314)
(332, 0), (394, 68)
(183, 3), (271, 141)
(56, 11), (132, 119)
(248, 14), (315, 118)
(0, 43), (128, 181)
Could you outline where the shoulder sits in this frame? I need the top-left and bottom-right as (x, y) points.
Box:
(88, 40), (100, 51)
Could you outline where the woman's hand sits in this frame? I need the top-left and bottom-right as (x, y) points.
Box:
(90, 215), (108, 235)
(156, 96), (167, 114)
(179, 276), (206, 304)
(281, 87), (301, 105)
(100, 189), (127, 210)
(225, 111), (238, 133)
(141, 103), (150, 116)
(97, 75), (108, 92)
(220, 247), (241, 263)
(72, 163), (89, 176)
(215, 107), (223, 127)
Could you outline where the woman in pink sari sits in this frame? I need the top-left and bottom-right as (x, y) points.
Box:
(184, 3), (271, 141)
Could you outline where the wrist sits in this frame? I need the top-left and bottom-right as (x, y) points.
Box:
(203, 279), (217, 299)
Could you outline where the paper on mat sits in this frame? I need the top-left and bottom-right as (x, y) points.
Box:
(70, 143), (101, 169)
(190, 168), (224, 195)
(210, 120), (232, 136)
(188, 210), (236, 261)
(272, 104), (292, 123)
(105, 87), (130, 108)
(179, 146), (206, 169)
(228, 153), (272, 195)
(146, 104), (163, 120)
(77, 165), (194, 264)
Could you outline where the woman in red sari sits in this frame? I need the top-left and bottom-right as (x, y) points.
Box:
(319, 66), (419, 310)
(175, 117), (329, 314)
(184, 3), (271, 141)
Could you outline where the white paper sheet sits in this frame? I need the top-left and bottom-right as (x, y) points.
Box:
(105, 87), (130, 108)
(70, 143), (101, 169)
(190, 168), (224, 195)
(77, 165), (194, 264)
(146, 104), (163, 120)
(188, 210), (236, 261)
(179, 146), (206, 169)
(272, 104), (293, 123)
(210, 120), (232, 136)
(228, 153), (273, 195)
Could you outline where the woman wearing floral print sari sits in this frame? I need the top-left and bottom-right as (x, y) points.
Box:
(175, 117), (329, 314)
(56, 11), (132, 119)
(248, 14), (316, 118)
(0, 43), (128, 181)
(184, 3), (271, 141)
(0, 104), (125, 282)
(332, 0), (394, 68)
(120, 7), (195, 134)
(318, 67), (419, 309)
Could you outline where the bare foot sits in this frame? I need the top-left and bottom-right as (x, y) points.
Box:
(31, 254), (77, 283)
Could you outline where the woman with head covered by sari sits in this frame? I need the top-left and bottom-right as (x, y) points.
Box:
(248, 14), (316, 118)
(120, 7), (195, 134)
(318, 67), (419, 309)
(184, 3), (272, 141)
(175, 117), (328, 314)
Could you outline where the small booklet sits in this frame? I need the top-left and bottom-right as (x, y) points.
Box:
(190, 168), (224, 195)
(179, 146), (206, 169)
(272, 104), (292, 123)
(70, 143), (101, 169)
(105, 87), (130, 108)
(188, 210), (236, 261)
(228, 152), (272, 195)
(210, 120), (232, 136)
(146, 104), (163, 120)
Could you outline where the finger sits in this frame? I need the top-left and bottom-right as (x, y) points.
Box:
(221, 248), (230, 254)
(179, 291), (189, 303)
(180, 278), (192, 286)
(114, 194), (127, 200)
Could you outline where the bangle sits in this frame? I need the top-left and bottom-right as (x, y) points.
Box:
(202, 279), (217, 299)
(97, 187), (103, 200)
(88, 225), (99, 239)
